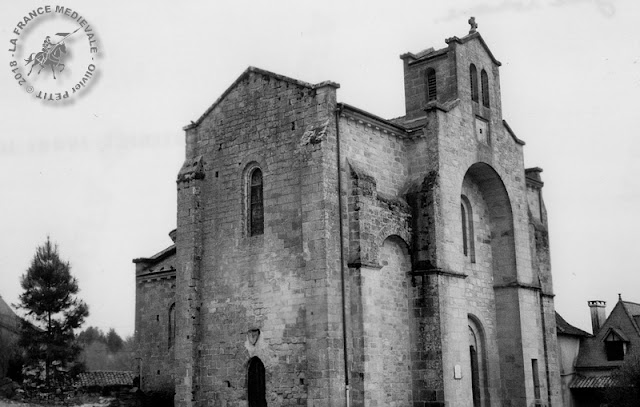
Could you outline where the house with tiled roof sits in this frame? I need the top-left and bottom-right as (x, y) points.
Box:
(567, 296), (640, 406)
(74, 371), (134, 390)
(555, 312), (590, 407)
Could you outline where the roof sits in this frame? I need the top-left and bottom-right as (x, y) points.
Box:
(621, 300), (640, 336)
(502, 120), (526, 146)
(133, 244), (176, 265)
(184, 66), (340, 130)
(570, 375), (615, 389)
(400, 32), (502, 67)
(0, 294), (20, 333)
(0, 294), (17, 318)
(575, 298), (640, 369)
(556, 312), (590, 337)
(74, 371), (134, 388)
(338, 103), (410, 138)
(603, 326), (629, 342)
(623, 300), (640, 317)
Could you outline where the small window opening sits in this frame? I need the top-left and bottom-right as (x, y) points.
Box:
(605, 331), (627, 361)
(531, 359), (541, 400)
(481, 69), (490, 108)
(470, 64), (479, 102)
(249, 168), (264, 236)
(156, 315), (159, 322)
(426, 68), (437, 102)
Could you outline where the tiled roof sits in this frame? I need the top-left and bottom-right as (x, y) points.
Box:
(556, 312), (590, 337)
(75, 371), (134, 388)
(570, 375), (615, 389)
(623, 301), (640, 316)
(0, 295), (20, 334)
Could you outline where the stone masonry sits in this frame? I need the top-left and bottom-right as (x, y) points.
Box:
(135, 25), (562, 407)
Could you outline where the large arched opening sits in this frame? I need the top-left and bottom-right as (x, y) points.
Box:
(461, 162), (522, 403)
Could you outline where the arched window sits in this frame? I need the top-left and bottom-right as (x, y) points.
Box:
(469, 316), (489, 407)
(469, 327), (482, 407)
(248, 357), (267, 407)
(461, 196), (476, 263)
(481, 69), (490, 108)
(461, 204), (468, 256)
(168, 303), (176, 349)
(470, 64), (479, 102)
(249, 168), (264, 236)
(426, 68), (437, 102)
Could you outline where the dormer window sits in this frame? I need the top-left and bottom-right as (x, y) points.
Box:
(470, 64), (478, 102)
(481, 69), (490, 108)
(426, 68), (437, 102)
(604, 329), (628, 361)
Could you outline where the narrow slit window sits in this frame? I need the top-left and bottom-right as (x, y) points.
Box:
(481, 69), (490, 108)
(461, 204), (468, 256)
(168, 303), (176, 349)
(532, 359), (541, 400)
(249, 168), (264, 236)
(461, 196), (476, 263)
(470, 64), (479, 102)
(426, 68), (437, 102)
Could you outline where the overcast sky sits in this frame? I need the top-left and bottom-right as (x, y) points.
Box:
(1, 0), (638, 338)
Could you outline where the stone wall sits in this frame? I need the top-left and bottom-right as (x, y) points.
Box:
(174, 69), (342, 407)
(135, 250), (176, 392)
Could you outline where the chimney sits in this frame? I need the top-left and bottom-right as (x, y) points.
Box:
(588, 300), (606, 334)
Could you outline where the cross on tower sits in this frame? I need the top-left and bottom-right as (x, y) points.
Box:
(468, 16), (478, 34)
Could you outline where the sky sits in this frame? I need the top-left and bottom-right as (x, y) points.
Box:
(0, 0), (638, 338)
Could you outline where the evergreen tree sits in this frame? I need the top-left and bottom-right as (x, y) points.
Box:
(17, 237), (89, 386)
(77, 326), (105, 344)
(605, 352), (640, 407)
(105, 328), (124, 353)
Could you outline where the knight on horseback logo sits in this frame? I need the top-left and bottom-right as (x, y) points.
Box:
(9, 5), (99, 101)
(24, 29), (79, 80)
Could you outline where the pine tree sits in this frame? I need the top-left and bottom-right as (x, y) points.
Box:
(17, 237), (89, 387)
(105, 328), (124, 353)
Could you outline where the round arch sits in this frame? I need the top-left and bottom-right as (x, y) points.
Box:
(247, 356), (267, 407)
(461, 162), (516, 284)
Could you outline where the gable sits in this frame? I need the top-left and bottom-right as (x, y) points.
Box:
(576, 301), (640, 369)
(445, 32), (501, 66)
(601, 301), (640, 338)
(184, 67), (339, 131)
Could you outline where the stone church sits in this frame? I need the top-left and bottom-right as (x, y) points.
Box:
(134, 22), (561, 407)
